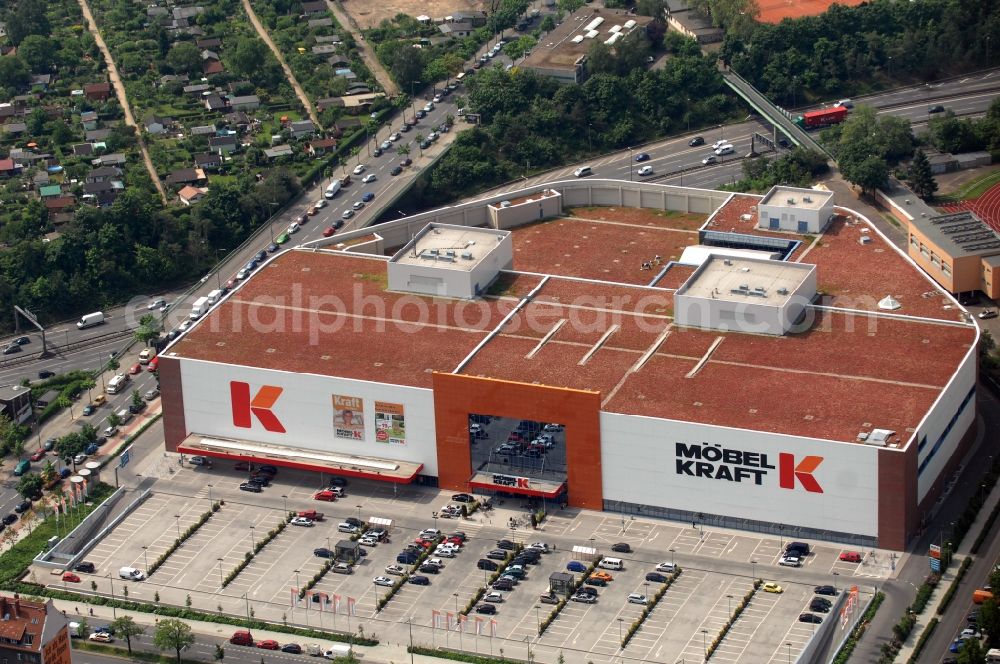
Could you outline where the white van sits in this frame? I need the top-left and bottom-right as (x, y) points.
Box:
(138, 348), (155, 364)
(206, 289), (223, 305)
(116, 408), (133, 425)
(77, 312), (105, 329)
(988, 649), (1000, 663)
(325, 180), (342, 199)
(189, 296), (209, 320)
(119, 567), (145, 580)
(598, 557), (623, 570)
(573, 166), (592, 177)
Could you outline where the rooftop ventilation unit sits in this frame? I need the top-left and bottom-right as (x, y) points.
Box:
(609, 24), (622, 33)
(723, 259), (733, 266)
(787, 198), (796, 205)
(586, 30), (599, 38)
(446, 250), (456, 257)
(803, 195), (812, 203)
(461, 252), (474, 260)
(429, 248), (439, 255)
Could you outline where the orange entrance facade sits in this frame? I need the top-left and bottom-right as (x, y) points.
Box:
(432, 372), (603, 510)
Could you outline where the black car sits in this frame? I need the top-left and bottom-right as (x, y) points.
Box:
(255, 250), (267, 262)
(75, 561), (96, 573)
(345, 517), (364, 528)
(487, 549), (508, 561)
(13, 501), (31, 514)
(267, 243), (279, 253)
(239, 482), (262, 493)
(38, 370), (55, 379)
(477, 559), (499, 571)
(14, 336), (29, 345)
(799, 613), (823, 624)
(280, 644), (302, 654)
(611, 543), (632, 553)
(2, 514), (17, 525)
(814, 585), (837, 596)
(928, 105), (946, 114)
(128, 402), (146, 415)
(409, 575), (430, 585)
(416, 110), (427, 119)
(452, 493), (474, 503)
(391, 165), (404, 175)
(314, 548), (334, 558)
(584, 577), (607, 587)
(476, 604), (497, 615)
(258, 465), (278, 475)
(810, 599), (831, 613)
(397, 553), (419, 564)
(419, 563), (440, 574)
(373, 148), (383, 157)
(328, 476), (348, 487)
(247, 475), (269, 487)
(492, 578), (514, 591)
(967, 610), (979, 624)
(778, 137), (791, 149)
(2, 344), (21, 355)
(497, 539), (515, 550)
(645, 572), (668, 583)
(689, 136), (705, 147)
(577, 586), (598, 597)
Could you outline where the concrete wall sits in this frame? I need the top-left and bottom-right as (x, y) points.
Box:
(489, 190), (563, 229)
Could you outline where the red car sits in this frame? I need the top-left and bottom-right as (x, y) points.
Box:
(839, 551), (862, 563)
(313, 490), (337, 502)
(323, 226), (336, 237)
(30, 449), (46, 462)
(256, 640), (280, 650)
(445, 536), (463, 546)
(62, 572), (81, 583)
(128, 363), (142, 375)
(413, 538), (434, 548)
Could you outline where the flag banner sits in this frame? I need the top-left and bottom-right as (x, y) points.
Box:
(489, 619), (497, 637)
(475, 617), (483, 635)
(446, 612), (454, 630)
(290, 588), (297, 607)
(457, 614), (466, 632)
(348, 596), (357, 616)
(432, 610), (441, 629)
(333, 594), (342, 613)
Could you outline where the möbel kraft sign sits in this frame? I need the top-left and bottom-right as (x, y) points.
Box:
(675, 442), (824, 493)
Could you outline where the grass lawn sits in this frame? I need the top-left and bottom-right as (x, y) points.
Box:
(937, 167), (1000, 202)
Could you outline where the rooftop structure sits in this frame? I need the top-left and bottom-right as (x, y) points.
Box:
(0, 595), (70, 664)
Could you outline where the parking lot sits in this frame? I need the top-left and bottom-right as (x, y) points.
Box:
(53, 459), (889, 662)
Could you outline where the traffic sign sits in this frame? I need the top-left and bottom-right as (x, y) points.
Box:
(119, 445), (133, 469)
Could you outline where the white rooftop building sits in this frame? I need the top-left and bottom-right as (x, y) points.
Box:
(757, 186), (835, 234)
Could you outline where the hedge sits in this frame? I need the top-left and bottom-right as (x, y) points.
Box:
(972, 493), (1000, 554)
(300, 560), (334, 599)
(221, 514), (292, 587)
(408, 646), (528, 663)
(937, 556), (974, 615)
(539, 555), (596, 636)
(831, 591), (885, 664)
(906, 617), (939, 664)
(148, 502), (221, 577)
(621, 568), (682, 647)
(377, 535), (443, 612)
(72, 640), (206, 664)
(704, 579), (761, 660)
(100, 414), (162, 471)
(951, 455), (1000, 551)
(911, 573), (940, 614)
(463, 543), (521, 617)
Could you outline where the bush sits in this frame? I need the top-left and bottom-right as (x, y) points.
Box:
(937, 557), (973, 615)
(906, 617), (938, 664)
(620, 568), (682, 647)
(832, 592), (885, 664)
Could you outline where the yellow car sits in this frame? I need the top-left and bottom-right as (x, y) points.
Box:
(762, 582), (784, 594)
(590, 571), (614, 582)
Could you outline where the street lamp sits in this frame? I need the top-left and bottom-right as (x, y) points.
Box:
(295, 569), (301, 596)
(727, 594), (733, 616)
(751, 560), (757, 581)
(670, 548), (676, 567)
(832, 571), (839, 592)
(628, 147), (633, 181)
(701, 629), (708, 657)
(786, 641), (792, 663)
(535, 605), (540, 635)
(174, 515), (181, 540)
(356, 505), (363, 524)
(281, 494), (288, 515)
(207, 484), (213, 507)
(217, 557), (224, 588)
(107, 573), (117, 619)
(249, 526), (256, 550)
(408, 617), (415, 664)
(141, 546), (149, 573)
(242, 593), (251, 627)
(410, 80), (422, 119)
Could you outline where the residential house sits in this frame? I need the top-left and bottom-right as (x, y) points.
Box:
(80, 111), (99, 131)
(314, 35), (340, 44)
(72, 143), (94, 157)
(190, 125), (216, 136)
(86, 166), (123, 183)
(223, 110), (252, 132)
(0, 158), (20, 177)
(201, 49), (220, 62)
(0, 594), (71, 664)
(96, 153), (126, 166)
(183, 83), (211, 95)
(3, 122), (26, 136)
(194, 153), (222, 170)
(38, 184), (62, 198)
(144, 114), (171, 135)
(451, 10), (487, 26)
(85, 128), (111, 142)
(178, 185), (207, 205)
(0, 385), (32, 426)
(44, 196), (75, 214)
(147, 5), (169, 18)
(29, 74), (51, 91)
(301, 1), (326, 14)
(159, 74), (189, 87)
(307, 138), (337, 156)
(84, 82), (111, 101)
(173, 6), (205, 20)
(439, 21), (474, 38)
(264, 145), (293, 160)
(32, 171), (50, 188)
(289, 120), (316, 139)
(0, 105), (22, 123)
(165, 167), (206, 185)
(204, 60), (224, 76)
(229, 95), (259, 111)
(209, 135), (238, 154)
(83, 180), (118, 196)
(307, 17), (333, 27)
(313, 44), (339, 55)
(196, 37), (222, 49)
(204, 94), (228, 112)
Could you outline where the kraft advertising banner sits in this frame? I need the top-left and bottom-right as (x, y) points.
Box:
(333, 394), (365, 441)
(374, 401), (406, 445)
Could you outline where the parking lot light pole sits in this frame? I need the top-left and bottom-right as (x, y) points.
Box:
(242, 593), (251, 627)
(356, 505), (362, 525)
(833, 571), (839, 591)
(217, 558), (224, 588)
(454, 593), (462, 649)
(141, 546), (149, 572)
(786, 641), (792, 663)
(107, 574), (117, 619)
(701, 629), (708, 657)
(670, 548), (675, 567)
(174, 515), (181, 541)
(207, 484), (213, 506)
(727, 594), (733, 616)
(408, 617), (415, 664)
(535, 605), (540, 636)
(282, 495), (288, 515)
(249, 526), (256, 551)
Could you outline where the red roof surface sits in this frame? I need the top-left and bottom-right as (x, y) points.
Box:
(171, 196), (975, 444)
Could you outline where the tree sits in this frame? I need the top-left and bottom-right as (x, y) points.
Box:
(167, 43), (203, 77)
(17, 473), (43, 500)
(110, 616), (145, 655)
(957, 636), (986, 664)
(981, 597), (1000, 648)
(0, 57), (29, 92)
(79, 424), (98, 444)
(909, 149), (937, 201)
(230, 38), (267, 78)
(131, 390), (143, 410)
(6, 0), (50, 46)
(55, 432), (88, 466)
(107, 412), (122, 429)
(40, 461), (56, 487)
(842, 154), (888, 197)
(56, 396), (74, 419)
(17, 35), (56, 73)
(153, 619), (195, 663)
(557, 0), (585, 12)
(74, 618), (89, 639)
(134, 313), (162, 344)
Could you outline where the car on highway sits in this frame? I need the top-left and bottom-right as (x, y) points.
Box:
(353, 164), (366, 175)
(373, 576), (394, 587)
(391, 166), (403, 176)
(714, 143), (735, 156)
(689, 136), (705, 146)
(257, 640), (280, 650)
(763, 582), (783, 594)
(323, 226), (337, 237)
(362, 192), (375, 202)
(287, 222), (300, 234)
(315, 198), (327, 208)
(634, 153), (650, 162)
(2, 344), (21, 355)
(353, 201), (365, 210)
(62, 572), (81, 583)
(637, 165), (653, 176)
(38, 370), (55, 379)
(702, 155), (718, 165)
(362, 173), (377, 183)
(290, 517), (314, 527)
(148, 298), (166, 310)
(342, 209), (355, 220)
(928, 105), (946, 114)
(276, 233), (290, 244)
(979, 309), (997, 319)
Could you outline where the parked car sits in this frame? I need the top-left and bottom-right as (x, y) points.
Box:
(839, 551), (862, 563)
(571, 593), (597, 604)
(627, 593), (648, 605)
(487, 549), (508, 561)
(281, 644), (302, 654)
(645, 572), (668, 583)
(475, 603), (497, 615)
(477, 559), (499, 571)
(257, 640), (280, 650)
(409, 575), (430, 586)
(763, 582), (783, 594)
(313, 548), (334, 558)
(239, 482), (262, 493)
(610, 543), (632, 553)
(567, 560), (587, 573)
(385, 564), (405, 575)
(373, 576), (394, 587)
(290, 517), (314, 527)
(799, 613), (823, 624)
(62, 572), (81, 583)
(75, 561), (96, 573)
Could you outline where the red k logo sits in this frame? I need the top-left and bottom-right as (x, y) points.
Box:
(778, 453), (823, 493)
(231, 381), (285, 433)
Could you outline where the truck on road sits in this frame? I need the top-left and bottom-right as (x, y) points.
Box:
(189, 296), (210, 320)
(323, 645), (352, 659)
(77, 311), (105, 329)
(795, 106), (848, 129)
